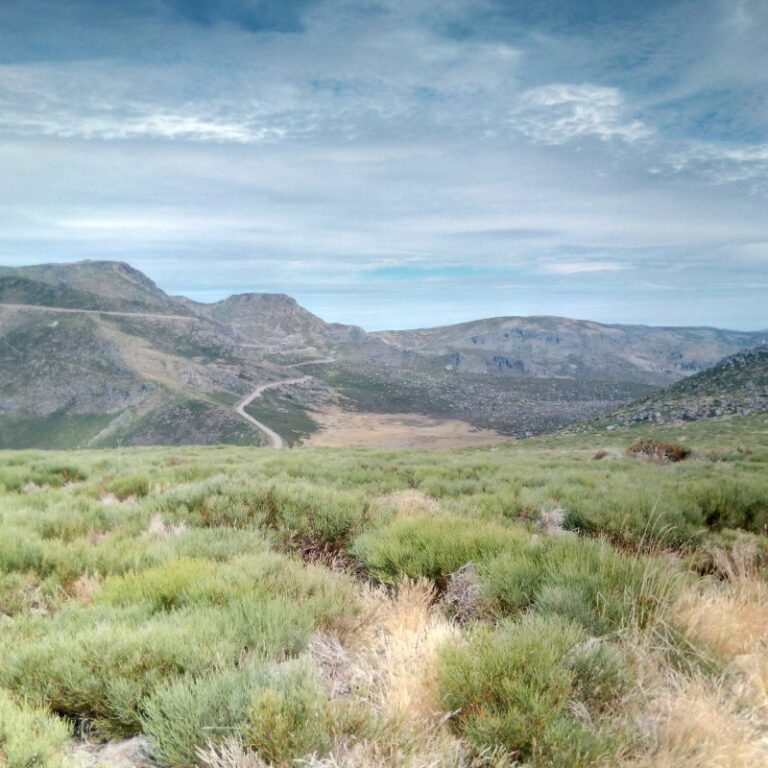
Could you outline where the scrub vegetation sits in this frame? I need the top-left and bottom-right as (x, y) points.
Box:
(1, 414), (767, 766)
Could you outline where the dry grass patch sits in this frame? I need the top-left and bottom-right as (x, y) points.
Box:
(308, 578), (467, 766)
(144, 514), (187, 538)
(676, 576), (768, 659)
(315, 578), (460, 721)
(629, 674), (768, 768)
(70, 573), (101, 605)
(375, 490), (440, 518)
(197, 738), (270, 768)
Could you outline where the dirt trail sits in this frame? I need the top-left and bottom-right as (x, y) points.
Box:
(234, 377), (309, 449)
(0, 303), (198, 322)
(286, 357), (335, 368)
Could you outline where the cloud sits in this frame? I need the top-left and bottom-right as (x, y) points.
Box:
(541, 261), (630, 275)
(0, 0), (767, 331)
(509, 84), (652, 145)
(665, 140), (768, 189)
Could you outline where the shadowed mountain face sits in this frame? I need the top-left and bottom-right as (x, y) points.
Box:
(0, 259), (764, 448)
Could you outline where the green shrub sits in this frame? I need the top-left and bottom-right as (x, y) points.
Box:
(0, 528), (45, 574)
(350, 515), (527, 585)
(241, 660), (336, 767)
(157, 478), (367, 551)
(438, 616), (623, 767)
(563, 481), (703, 550)
(107, 473), (151, 500)
(1, 595), (318, 737)
(98, 557), (223, 611)
(0, 689), (72, 768)
(479, 536), (671, 635)
(686, 477), (768, 533)
(142, 665), (260, 766)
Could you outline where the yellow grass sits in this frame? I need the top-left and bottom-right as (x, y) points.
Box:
(308, 578), (467, 767)
(70, 573), (101, 605)
(629, 674), (768, 768)
(625, 568), (768, 767)
(375, 490), (440, 518)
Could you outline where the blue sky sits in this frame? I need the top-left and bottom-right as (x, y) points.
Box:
(1, 0), (767, 330)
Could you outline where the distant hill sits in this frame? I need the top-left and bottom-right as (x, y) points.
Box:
(374, 316), (765, 385)
(0, 259), (765, 448)
(599, 345), (768, 427)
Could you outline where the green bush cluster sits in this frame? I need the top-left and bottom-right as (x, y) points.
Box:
(350, 514), (527, 585)
(0, 548), (354, 740)
(479, 536), (671, 635)
(156, 477), (367, 551)
(439, 615), (630, 767)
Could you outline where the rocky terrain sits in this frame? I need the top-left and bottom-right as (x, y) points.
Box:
(598, 344), (768, 428)
(0, 260), (765, 448)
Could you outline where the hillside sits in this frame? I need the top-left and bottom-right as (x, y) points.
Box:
(600, 344), (768, 428)
(0, 259), (765, 448)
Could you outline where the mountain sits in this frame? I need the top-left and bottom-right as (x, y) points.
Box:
(0, 259), (765, 448)
(0, 261), (187, 315)
(374, 316), (765, 385)
(600, 344), (768, 427)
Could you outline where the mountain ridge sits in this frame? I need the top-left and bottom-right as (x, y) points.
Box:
(0, 259), (765, 448)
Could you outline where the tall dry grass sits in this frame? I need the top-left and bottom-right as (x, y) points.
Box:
(626, 673), (768, 768)
(310, 577), (467, 767)
(623, 550), (768, 767)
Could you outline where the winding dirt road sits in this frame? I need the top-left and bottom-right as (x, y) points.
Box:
(234, 358), (335, 448)
(234, 377), (309, 449)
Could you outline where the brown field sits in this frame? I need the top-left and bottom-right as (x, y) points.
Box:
(303, 406), (512, 450)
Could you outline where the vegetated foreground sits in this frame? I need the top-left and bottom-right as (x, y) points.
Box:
(1, 414), (768, 767)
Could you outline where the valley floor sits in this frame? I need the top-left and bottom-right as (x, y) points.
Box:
(1, 414), (767, 767)
(303, 406), (510, 449)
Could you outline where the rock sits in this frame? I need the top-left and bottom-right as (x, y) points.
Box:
(65, 737), (156, 768)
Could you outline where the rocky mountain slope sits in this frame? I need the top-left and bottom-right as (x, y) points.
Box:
(600, 344), (768, 428)
(0, 260), (764, 448)
(374, 316), (765, 384)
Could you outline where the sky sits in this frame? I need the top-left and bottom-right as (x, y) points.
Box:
(1, 0), (767, 331)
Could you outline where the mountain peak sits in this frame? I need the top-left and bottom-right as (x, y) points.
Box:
(0, 260), (177, 313)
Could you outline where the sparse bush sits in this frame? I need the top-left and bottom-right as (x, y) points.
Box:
(440, 563), (488, 623)
(628, 439), (690, 462)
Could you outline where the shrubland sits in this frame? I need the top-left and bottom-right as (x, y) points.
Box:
(0, 414), (767, 766)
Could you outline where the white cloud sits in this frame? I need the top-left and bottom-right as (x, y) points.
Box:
(509, 84), (653, 145)
(540, 261), (629, 275)
(666, 140), (768, 188)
